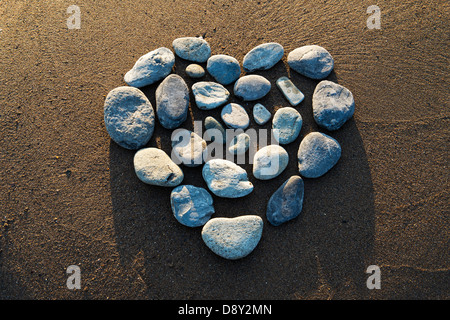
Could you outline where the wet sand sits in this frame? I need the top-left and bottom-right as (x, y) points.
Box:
(0, 0), (448, 299)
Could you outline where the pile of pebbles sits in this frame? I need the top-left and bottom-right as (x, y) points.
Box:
(104, 37), (355, 260)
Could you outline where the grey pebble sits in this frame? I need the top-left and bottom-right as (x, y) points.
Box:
(171, 185), (215, 227)
(243, 42), (284, 72)
(272, 107), (303, 144)
(172, 37), (211, 63)
(186, 64), (205, 78)
(234, 75), (271, 101)
(206, 54), (241, 85)
(253, 145), (289, 180)
(192, 81), (230, 110)
(221, 103), (250, 129)
(172, 129), (207, 167)
(287, 45), (334, 80)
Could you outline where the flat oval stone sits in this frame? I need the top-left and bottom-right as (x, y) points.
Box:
(266, 175), (304, 226)
(297, 132), (341, 178)
(155, 74), (189, 129)
(272, 107), (303, 145)
(228, 133), (250, 155)
(192, 81), (230, 110)
(201, 215), (263, 260)
(104, 86), (155, 150)
(288, 45), (334, 79)
(243, 42), (284, 72)
(134, 147), (184, 187)
(202, 159), (253, 198)
(171, 185), (215, 227)
(172, 37), (211, 63)
(171, 129), (207, 167)
(124, 47), (175, 88)
(221, 103), (250, 129)
(253, 103), (272, 125)
(313, 80), (355, 131)
(206, 54), (241, 85)
(204, 116), (226, 144)
(234, 75), (271, 101)
(185, 64), (205, 78)
(253, 145), (289, 180)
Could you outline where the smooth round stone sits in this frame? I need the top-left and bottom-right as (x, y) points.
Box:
(253, 103), (272, 125)
(221, 103), (250, 129)
(253, 145), (289, 180)
(228, 133), (250, 155)
(287, 45), (334, 80)
(297, 132), (341, 178)
(234, 75), (271, 101)
(272, 107), (303, 144)
(202, 159), (253, 198)
(155, 74), (189, 129)
(134, 147), (184, 187)
(172, 130), (207, 167)
(185, 64), (205, 78)
(124, 47), (175, 88)
(172, 37), (211, 63)
(243, 42), (284, 72)
(313, 80), (355, 131)
(171, 185), (215, 227)
(104, 86), (155, 150)
(204, 116), (226, 144)
(201, 215), (263, 260)
(206, 54), (241, 85)
(192, 81), (230, 110)
(266, 176), (304, 226)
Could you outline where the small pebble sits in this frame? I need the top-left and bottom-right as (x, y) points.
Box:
(276, 76), (305, 106)
(124, 47), (175, 88)
(206, 54), (241, 85)
(192, 81), (230, 110)
(171, 185), (215, 227)
(201, 215), (263, 260)
(134, 147), (184, 187)
(253, 103), (272, 125)
(228, 133), (250, 155)
(243, 42), (284, 72)
(234, 75), (271, 101)
(266, 175), (304, 226)
(313, 80), (355, 131)
(186, 64), (205, 78)
(204, 116), (226, 144)
(202, 159), (253, 198)
(297, 132), (341, 178)
(272, 107), (302, 144)
(221, 103), (250, 129)
(253, 145), (289, 180)
(104, 86), (155, 150)
(172, 37), (211, 63)
(287, 45), (334, 80)
(172, 129), (207, 167)
(155, 74), (189, 129)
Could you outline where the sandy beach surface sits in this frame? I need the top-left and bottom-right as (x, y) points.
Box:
(0, 0), (448, 300)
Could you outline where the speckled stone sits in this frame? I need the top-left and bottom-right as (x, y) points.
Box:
(243, 42), (284, 72)
(287, 45), (334, 80)
(172, 37), (211, 63)
(171, 185), (215, 227)
(272, 107), (303, 144)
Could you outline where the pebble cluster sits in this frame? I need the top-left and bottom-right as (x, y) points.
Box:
(104, 36), (355, 260)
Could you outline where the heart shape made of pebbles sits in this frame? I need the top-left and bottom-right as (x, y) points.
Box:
(104, 37), (355, 260)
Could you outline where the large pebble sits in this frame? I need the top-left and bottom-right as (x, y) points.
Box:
(185, 64), (205, 78)
(234, 75), (271, 101)
(171, 185), (215, 227)
(202, 159), (253, 198)
(104, 86), (155, 150)
(134, 147), (184, 187)
(287, 45), (334, 80)
(243, 42), (284, 72)
(297, 132), (341, 178)
(124, 47), (175, 88)
(221, 103), (250, 129)
(206, 54), (241, 85)
(253, 145), (289, 180)
(155, 74), (189, 129)
(204, 116), (226, 144)
(253, 103), (272, 125)
(228, 133), (250, 155)
(272, 107), (303, 144)
(192, 81), (230, 110)
(172, 37), (211, 63)
(313, 80), (355, 131)
(201, 216), (263, 260)
(266, 176), (304, 226)
(172, 129), (207, 167)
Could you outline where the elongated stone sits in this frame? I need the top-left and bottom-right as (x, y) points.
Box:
(204, 116), (226, 144)
(243, 42), (284, 72)
(276, 77), (305, 106)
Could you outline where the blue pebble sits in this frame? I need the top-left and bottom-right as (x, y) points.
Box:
(272, 107), (302, 144)
(192, 81), (230, 110)
(171, 185), (215, 227)
(297, 132), (341, 178)
(287, 45), (334, 80)
(172, 37), (211, 63)
(204, 116), (226, 144)
(243, 42), (284, 72)
(221, 103), (250, 129)
(186, 64), (205, 78)
(266, 175), (304, 226)
(206, 54), (241, 85)
(253, 103), (272, 125)
(234, 75), (271, 101)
